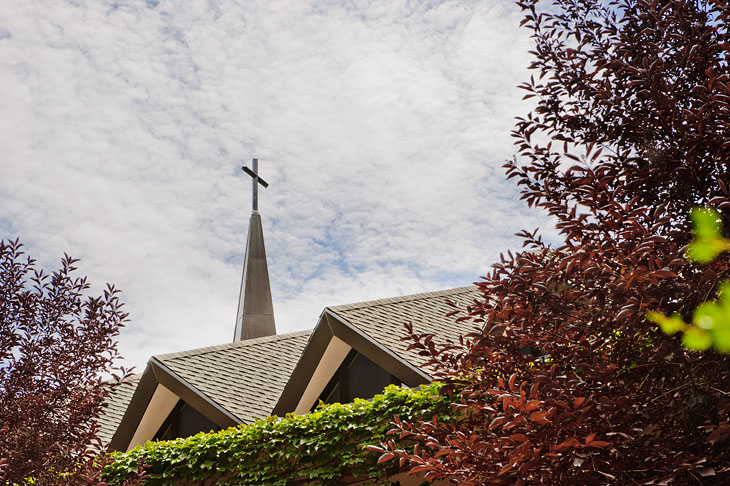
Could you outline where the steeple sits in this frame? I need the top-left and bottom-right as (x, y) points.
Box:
(234, 158), (276, 341)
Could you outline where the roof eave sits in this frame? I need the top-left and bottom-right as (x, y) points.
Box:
(271, 309), (431, 416)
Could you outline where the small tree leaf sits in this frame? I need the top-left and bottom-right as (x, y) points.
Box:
(682, 327), (713, 351)
(711, 326), (730, 353)
(692, 207), (723, 239)
(647, 311), (686, 336)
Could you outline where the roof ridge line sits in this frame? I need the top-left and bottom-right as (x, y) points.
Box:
(154, 329), (312, 361)
(327, 285), (478, 312)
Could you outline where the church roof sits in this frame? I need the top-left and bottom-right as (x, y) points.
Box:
(102, 330), (311, 451)
(154, 330), (311, 424)
(271, 286), (482, 415)
(100, 286), (484, 451)
(328, 286), (481, 369)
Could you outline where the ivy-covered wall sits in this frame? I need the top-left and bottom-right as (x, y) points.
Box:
(103, 384), (451, 486)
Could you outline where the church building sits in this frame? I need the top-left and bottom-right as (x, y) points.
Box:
(98, 159), (479, 453)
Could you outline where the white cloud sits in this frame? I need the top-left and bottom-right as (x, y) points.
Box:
(0, 0), (559, 370)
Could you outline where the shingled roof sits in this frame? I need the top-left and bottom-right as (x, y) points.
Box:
(154, 330), (311, 423)
(98, 374), (141, 446)
(99, 286), (486, 450)
(328, 286), (482, 369)
(100, 330), (312, 450)
(272, 286), (484, 415)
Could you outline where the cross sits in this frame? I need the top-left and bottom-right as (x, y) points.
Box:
(242, 157), (269, 212)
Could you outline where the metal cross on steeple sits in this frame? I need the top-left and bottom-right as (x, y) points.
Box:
(242, 157), (269, 212)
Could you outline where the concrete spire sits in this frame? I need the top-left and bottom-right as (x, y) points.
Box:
(234, 159), (276, 341)
(234, 211), (276, 341)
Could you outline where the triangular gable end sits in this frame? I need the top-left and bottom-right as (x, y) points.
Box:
(273, 286), (481, 416)
(273, 311), (431, 415)
(109, 358), (240, 452)
(108, 331), (312, 452)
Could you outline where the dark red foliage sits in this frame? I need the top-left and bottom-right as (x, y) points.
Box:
(380, 1), (730, 484)
(0, 239), (133, 485)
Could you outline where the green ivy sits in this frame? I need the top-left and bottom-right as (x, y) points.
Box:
(103, 384), (452, 486)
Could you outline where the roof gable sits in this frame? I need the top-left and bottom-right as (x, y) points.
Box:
(106, 330), (311, 451)
(329, 286), (481, 369)
(273, 286), (482, 415)
(155, 330), (311, 424)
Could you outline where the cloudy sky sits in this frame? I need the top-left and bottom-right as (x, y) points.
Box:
(0, 0), (558, 371)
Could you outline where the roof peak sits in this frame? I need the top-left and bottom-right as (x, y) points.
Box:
(327, 285), (478, 313)
(156, 330), (311, 362)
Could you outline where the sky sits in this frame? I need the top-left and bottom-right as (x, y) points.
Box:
(0, 0), (559, 371)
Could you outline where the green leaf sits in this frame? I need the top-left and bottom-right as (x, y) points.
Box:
(719, 282), (730, 310)
(691, 285), (730, 353)
(692, 207), (723, 238)
(647, 311), (686, 336)
(687, 238), (730, 263)
(693, 301), (724, 330)
(712, 326), (730, 353)
(687, 208), (730, 263)
(682, 327), (713, 351)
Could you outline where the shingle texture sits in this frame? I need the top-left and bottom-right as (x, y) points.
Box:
(97, 374), (142, 446)
(155, 330), (312, 424)
(328, 286), (483, 369)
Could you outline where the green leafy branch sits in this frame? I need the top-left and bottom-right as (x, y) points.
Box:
(647, 208), (730, 352)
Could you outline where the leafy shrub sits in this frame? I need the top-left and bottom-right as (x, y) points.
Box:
(103, 384), (451, 486)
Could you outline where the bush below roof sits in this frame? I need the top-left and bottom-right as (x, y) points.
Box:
(103, 384), (451, 486)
